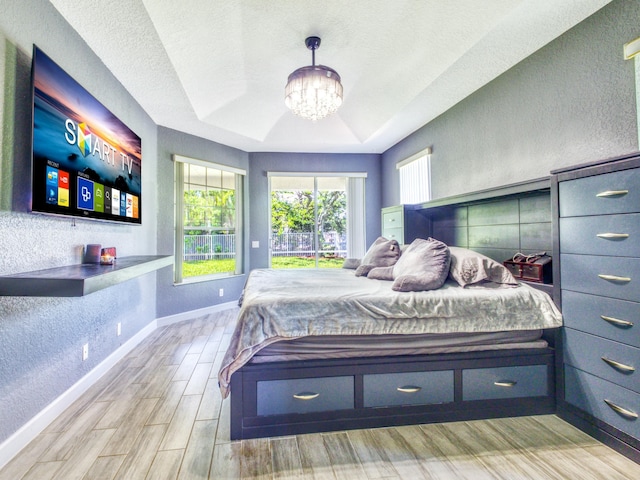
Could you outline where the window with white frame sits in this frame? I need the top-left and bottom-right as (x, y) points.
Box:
(174, 155), (245, 284)
(397, 148), (431, 204)
(268, 172), (367, 262)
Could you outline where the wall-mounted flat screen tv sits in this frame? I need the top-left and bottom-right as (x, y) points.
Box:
(31, 45), (142, 224)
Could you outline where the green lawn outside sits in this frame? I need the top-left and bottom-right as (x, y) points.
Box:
(182, 256), (344, 278)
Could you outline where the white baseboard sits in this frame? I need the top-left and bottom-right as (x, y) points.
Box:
(0, 302), (237, 470)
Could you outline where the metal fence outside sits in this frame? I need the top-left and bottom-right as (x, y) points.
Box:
(184, 234), (236, 261)
(184, 232), (347, 260)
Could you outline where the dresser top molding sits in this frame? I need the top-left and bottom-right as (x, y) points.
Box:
(552, 151), (640, 181)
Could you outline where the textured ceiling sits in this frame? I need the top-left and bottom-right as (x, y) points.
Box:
(49, 0), (611, 154)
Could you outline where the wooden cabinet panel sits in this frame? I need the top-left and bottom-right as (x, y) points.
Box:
(256, 376), (354, 416)
(560, 214), (640, 257)
(462, 365), (549, 401)
(468, 225), (520, 250)
(520, 194), (552, 224)
(560, 254), (640, 302)
(562, 290), (640, 348)
(564, 329), (640, 394)
(520, 222), (553, 252)
(559, 169), (640, 217)
(363, 370), (454, 408)
(565, 366), (640, 441)
(468, 199), (519, 226)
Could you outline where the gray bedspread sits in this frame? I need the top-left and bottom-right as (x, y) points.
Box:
(218, 268), (562, 397)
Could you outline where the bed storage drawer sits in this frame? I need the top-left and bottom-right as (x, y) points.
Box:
(256, 376), (354, 416)
(559, 168), (640, 217)
(565, 366), (640, 441)
(363, 370), (454, 408)
(560, 254), (640, 302)
(231, 348), (556, 440)
(462, 365), (549, 401)
(563, 329), (640, 394)
(562, 290), (639, 348)
(560, 214), (640, 257)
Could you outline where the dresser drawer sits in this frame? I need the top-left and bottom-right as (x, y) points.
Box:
(257, 376), (353, 416)
(382, 227), (403, 243)
(462, 365), (549, 401)
(559, 168), (640, 217)
(363, 370), (454, 408)
(563, 329), (640, 394)
(565, 366), (640, 440)
(560, 254), (640, 302)
(560, 214), (640, 257)
(382, 209), (403, 228)
(562, 290), (639, 347)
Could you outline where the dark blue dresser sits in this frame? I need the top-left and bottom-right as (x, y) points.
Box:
(553, 152), (640, 463)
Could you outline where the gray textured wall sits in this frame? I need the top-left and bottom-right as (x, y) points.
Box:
(248, 152), (382, 269)
(0, 0), (160, 444)
(155, 127), (249, 318)
(382, 0), (639, 206)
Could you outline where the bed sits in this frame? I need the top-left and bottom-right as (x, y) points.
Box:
(219, 241), (562, 440)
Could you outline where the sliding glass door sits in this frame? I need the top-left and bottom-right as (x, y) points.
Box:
(269, 174), (363, 269)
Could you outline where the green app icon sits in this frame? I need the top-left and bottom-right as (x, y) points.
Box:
(94, 183), (104, 212)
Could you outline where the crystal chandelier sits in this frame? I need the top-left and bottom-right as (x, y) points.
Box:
(284, 36), (343, 121)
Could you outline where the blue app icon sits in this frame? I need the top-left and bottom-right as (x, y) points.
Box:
(77, 177), (94, 211)
(46, 166), (58, 204)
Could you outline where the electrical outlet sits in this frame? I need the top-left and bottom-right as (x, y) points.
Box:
(117, 322), (122, 336)
(219, 288), (224, 297)
(82, 343), (89, 361)
(252, 240), (260, 248)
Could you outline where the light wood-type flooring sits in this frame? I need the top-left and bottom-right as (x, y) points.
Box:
(2, 308), (640, 479)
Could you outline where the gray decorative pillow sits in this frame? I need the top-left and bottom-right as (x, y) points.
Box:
(391, 238), (450, 292)
(342, 258), (361, 269)
(367, 266), (395, 281)
(448, 246), (518, 287)
(355, 237), (401, 277)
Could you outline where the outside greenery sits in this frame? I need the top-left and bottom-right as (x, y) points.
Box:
(271, 190), (346, 236)
(183, 188), (235, 236)
(182, 255), (345, 277)
(182, 185), (347, 277)
(270, 189), (347, 265)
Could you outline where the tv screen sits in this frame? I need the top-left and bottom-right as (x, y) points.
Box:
(31, 45), (142, 224)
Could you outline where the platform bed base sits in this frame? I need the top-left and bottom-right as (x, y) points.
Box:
(229, 347), (555, 440)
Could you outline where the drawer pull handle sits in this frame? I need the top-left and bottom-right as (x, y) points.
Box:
(596, 190), (629, 198)
(604, 399), (639, 419)
(397, 385), (422, 393)
(596, 233), (630, 239)
(598, 274), (631, 283)
(293, 392), (319, 401)
(601, 315), (634, 328)
(601, 357), (635, 373)
(494, 380), (517, 387)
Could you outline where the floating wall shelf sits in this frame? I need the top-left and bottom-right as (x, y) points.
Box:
(0, 255), (173, 297)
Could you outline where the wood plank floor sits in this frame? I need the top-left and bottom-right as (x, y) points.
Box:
(2, 308), (640, 479)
